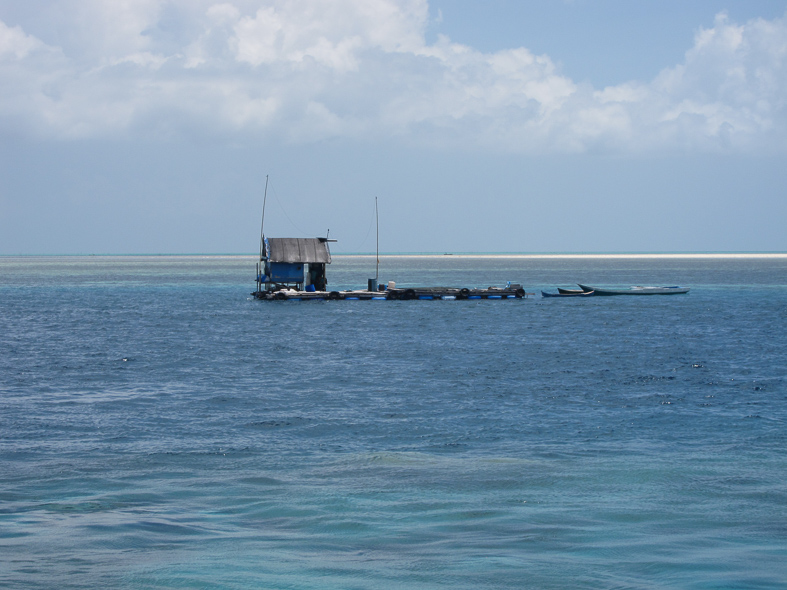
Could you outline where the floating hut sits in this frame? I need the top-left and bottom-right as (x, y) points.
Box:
(252, 236), (528, 301)
(252, 180), (528, 301)
(255, 237), (333, 295)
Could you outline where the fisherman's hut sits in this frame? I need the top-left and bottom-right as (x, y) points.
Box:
(256, 237), (333, 293)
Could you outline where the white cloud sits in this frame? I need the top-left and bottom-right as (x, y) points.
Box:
(0, 1), (786, 153)
(644, 12), (787, 151)
(50, 0), (164, 61)
(0, 19), (44, 59)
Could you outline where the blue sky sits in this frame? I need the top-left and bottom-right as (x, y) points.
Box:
(1, 0), (786, 254)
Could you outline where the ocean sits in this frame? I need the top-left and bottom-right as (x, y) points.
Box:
(1, 254), (786, 589)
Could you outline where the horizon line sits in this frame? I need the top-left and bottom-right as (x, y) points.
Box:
(2, 251), (787, 258)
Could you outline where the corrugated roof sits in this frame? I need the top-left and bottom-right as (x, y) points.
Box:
(266, 238), (332, 263)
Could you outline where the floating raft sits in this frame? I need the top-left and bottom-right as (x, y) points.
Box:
(253, 285), (529, 301)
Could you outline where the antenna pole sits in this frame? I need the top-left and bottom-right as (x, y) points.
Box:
(259, 174), (269, 260)
(375, 197), (379, 281)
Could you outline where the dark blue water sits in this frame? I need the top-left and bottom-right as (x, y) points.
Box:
(1, 255), (786, 589)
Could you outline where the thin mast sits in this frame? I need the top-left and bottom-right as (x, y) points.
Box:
(259, 174), (269, 260)
(375, 197), (379, 281)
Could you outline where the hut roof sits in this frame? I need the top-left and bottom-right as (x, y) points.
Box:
(266, 238), (332, 264)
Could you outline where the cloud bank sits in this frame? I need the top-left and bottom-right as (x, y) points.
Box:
(1, 0), (786, 153)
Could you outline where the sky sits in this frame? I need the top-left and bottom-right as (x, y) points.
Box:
(1, 0), (786, 254)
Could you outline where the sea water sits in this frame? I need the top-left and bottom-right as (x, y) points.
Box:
(1, 254), (786, 589)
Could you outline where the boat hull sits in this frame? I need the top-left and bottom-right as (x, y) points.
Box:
(577, 284), (690, 296)
(541, 290), (594, 298)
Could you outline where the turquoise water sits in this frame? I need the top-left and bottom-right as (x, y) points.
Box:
(1, 255), (786, 589)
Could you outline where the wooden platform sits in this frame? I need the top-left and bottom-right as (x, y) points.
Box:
(252, 286), (530, 301)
